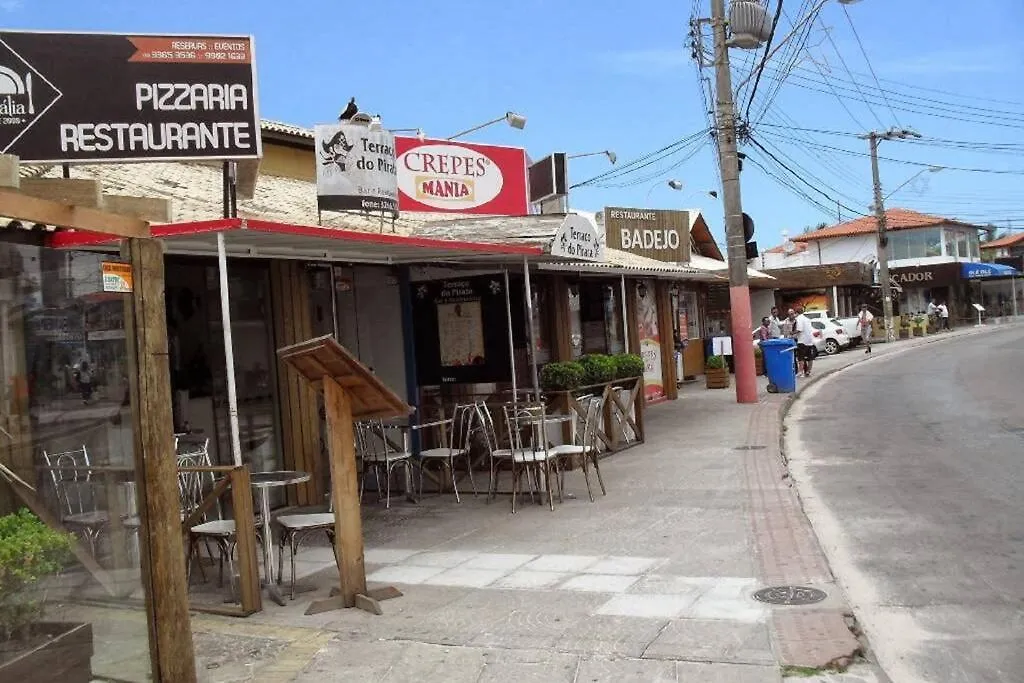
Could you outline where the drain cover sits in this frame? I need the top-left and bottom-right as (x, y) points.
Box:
(753, 585), (827, 605)
(733, 445), (766, 451)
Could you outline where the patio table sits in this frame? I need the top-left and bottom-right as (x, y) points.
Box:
(250, 470), (310, 605)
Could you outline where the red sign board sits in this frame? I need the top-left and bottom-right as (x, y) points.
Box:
(395, 137), (528, 215)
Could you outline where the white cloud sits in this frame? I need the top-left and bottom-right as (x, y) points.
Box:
(596, 48), (690, 76)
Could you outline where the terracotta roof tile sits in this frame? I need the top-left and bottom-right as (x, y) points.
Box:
(764, 241), (808, 254)
(792, 209), (983, 242)
(981, 232), (1024, 249)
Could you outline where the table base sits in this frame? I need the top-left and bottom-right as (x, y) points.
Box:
(304, 585), (402, 616)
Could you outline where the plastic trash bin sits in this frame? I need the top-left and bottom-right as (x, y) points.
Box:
(760, 338), (797, 393)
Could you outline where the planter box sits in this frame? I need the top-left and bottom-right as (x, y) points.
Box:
(544, 377), (644, 453)
(705, 367), (730, 389)
(912, 326), (925, 337)
(754, 355), (765, 376)
(0, 622), (93, 683)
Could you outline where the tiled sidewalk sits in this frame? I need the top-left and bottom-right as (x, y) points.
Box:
(172, 324), (999, 682)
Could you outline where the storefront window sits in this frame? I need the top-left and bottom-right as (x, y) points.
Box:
(943, 228), (956, 258)
(924, 228), (943, 257)
(602, 284), (625, 354)
(957, 231), (969, 259)
(888, 229), (942, 260)
(968, 231), (981, 260)
(0, 243), (158, 680)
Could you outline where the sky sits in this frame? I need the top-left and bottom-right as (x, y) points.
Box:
(3, 0), (1023, 250)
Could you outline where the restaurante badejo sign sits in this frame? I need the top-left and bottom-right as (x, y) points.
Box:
(394, 136), (528, 215)
(603, 206), (690, 263)
(0, 31), (260, 163)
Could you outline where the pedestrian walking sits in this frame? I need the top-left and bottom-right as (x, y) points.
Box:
(858, 304), (874, 354)
(76, 360), (94, 404)
(938, 302), (950, 330)
(792, 306), (815, 378)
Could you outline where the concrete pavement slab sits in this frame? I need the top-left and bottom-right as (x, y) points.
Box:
(642, 618), (775, 664)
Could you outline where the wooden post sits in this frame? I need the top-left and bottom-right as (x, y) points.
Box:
(655, 281), (678, 400)
(323, 375), (366, 606)
(123, 238), (197, 683)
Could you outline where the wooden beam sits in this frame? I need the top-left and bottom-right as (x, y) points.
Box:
(655, 281), (678, 400)
(228, 466), (261, 615)
(0, 189), (149, 238)
(123, 237), (197, 683)
(20, 178), (103, 209)
(104, 195), (173, 223)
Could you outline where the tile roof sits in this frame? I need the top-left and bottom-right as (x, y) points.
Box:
(792, 209), (983, 242)
(764, 241), (809, 254)
(981, 232), (1024, 249)
(261, 119), (314, 139)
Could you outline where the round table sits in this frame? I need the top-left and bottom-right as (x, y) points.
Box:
(251, 470), (310, 604)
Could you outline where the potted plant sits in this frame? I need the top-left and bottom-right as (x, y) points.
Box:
(705, 355), (730, 389)
(612, 353), (645, 381)
(578, 354), (617, 386)
(0, 509), (91, 683)
(912, 315), (926, 336)
(753, 345), (765, 376)
(539, 361), (585, 392)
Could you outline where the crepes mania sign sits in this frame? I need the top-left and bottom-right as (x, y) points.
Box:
(0, 31), (260, 163)
(395, 137), (528, 215)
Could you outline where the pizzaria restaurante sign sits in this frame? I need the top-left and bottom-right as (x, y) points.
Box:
(0, 31), (260, 163)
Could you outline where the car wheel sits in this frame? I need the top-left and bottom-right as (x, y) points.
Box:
(824, 339), (840, 355)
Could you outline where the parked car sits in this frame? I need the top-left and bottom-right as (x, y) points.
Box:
(803, 310), (862, 346)
(812, 319), (851, 355)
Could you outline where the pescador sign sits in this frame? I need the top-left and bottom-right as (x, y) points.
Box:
(395, 136), (528, 215)
(603, 206), (690, 263)
(0, 31), (260, 163)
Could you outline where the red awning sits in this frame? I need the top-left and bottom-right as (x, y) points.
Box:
(47, 218), (544, 265)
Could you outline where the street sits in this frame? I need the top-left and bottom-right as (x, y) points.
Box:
(787, 326), (1024, 683)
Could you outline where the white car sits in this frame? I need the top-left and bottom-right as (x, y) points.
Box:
(811, 319), (851, 355)
(804, 310), (862, 345)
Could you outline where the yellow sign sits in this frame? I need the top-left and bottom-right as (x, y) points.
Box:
(101, 262), (133, 293)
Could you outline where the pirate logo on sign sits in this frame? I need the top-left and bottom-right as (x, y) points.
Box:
(319, 128), (355, 173)
(0, 38), (61, 155)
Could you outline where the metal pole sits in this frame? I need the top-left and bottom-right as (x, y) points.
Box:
(869, 133), (896, 343)
(523, 256), (541, 401)
(503, 268), (517, 403)
(711, 0), (757, 403)
(1013, 276), (1019, 318)
(217, 232), (242, 467)
(620, 275), (630, 353)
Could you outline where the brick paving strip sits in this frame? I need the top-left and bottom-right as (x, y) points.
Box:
(743, 325), (1001, 669)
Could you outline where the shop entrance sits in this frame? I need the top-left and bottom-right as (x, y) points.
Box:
(165, 259), (282, 473)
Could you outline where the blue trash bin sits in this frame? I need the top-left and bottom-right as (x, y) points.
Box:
(760, 338), (797, 393)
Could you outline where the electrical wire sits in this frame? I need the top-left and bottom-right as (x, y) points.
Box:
(570, 130), (709, 189)
(841, 4), (900, 126)
(748, 135), (867, 216)
(743, 0), (783, 123)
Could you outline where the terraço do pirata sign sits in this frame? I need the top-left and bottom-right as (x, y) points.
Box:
(59, 82), (254, 154)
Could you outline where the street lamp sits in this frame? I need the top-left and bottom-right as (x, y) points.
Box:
(865, 126), (923, 344)
(569, 150), (617, 165)
(654, 179), (717, 203)
(448, 112), (527, 140)
(883, 166), (943, 201)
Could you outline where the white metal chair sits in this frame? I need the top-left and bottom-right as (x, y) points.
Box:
(502, 402), (558, 513)
(413, 403), (478, 502)
(275, 494), (336, 600)
(42, 446), (109, 556)
(551, 394), (608, 502)
(357, 419), (413, 509)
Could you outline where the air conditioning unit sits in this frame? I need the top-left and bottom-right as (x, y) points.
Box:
(728, 1), (772, 49)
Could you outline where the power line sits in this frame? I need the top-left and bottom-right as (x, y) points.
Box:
(820, 19), (885, 128)
(748, 135), (867, 216)
(841, 4), (900, 126)
(571, 130), (707, 188)
(743, 0), (783, 123)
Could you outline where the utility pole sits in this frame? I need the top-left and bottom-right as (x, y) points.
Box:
(710, 0), (757, 403)
(868, 132), (895, 343)
(865, 126), (920, 343)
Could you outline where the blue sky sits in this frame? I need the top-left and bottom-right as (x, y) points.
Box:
(5, 0), (1023, 249)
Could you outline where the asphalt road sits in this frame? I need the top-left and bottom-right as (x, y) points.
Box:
(786, 325), (1024, 683)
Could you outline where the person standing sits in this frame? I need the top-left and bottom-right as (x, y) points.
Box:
(768, 306), (783, 338)
(938, 301), (950, 331)
(792, 306), (816, 378)
(858, 304), (875, 354)
(77, 360), (94, 404)
(753, 317), (772, 343)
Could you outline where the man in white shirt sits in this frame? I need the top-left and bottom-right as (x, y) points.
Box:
(938, 302), (950, 331)
(857, 303), (875, 354)
(792, 306), (816, 377)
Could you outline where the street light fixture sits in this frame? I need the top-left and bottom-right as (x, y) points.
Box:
(883, 165), (943, 202)
(448, 112), (527, 140)
(569, 150), (617, 165)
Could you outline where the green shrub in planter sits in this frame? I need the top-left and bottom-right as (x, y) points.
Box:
(613, 353), (645, 379)
(539, 361), (585, 391)
(753, 345), (764, 357)
(705, 354), (727, 370)
(579, 354), (617, 385)
(0, 509), (72, 642)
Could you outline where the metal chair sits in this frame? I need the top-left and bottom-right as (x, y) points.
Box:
(42, 446), (109, 556)
(413, 403), (478, 502)
(502, 402), (558, 513)
(275, 496), (336, 600)
(476, 401), (515, 503)
(356, 419), (413, 509)
(551, 394), (608, 502)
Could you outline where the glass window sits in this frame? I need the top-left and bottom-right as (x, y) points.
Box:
(957, 231), (969, 259)
(906, 230), (927, 259)
(924, 228), (942, 257)
(567, 282), (582, 359)
(968, 231), (980, 260)
(602, 284), (625, 355)
(887, 232), (910, 260)
(943, 228), (956, 257)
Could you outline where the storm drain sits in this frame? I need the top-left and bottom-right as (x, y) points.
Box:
(752, 585), (828, 605)
(733, 445), (767, 451)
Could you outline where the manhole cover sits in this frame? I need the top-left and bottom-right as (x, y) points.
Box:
(752, 585), (828, 605)
(733, 445), (766, 451)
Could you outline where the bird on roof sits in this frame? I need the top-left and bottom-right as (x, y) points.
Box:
(339, 97), (358, 121)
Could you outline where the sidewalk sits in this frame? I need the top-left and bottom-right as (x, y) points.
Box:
(84, 325), (997, 682)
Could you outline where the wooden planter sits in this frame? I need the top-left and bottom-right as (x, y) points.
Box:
(912, 325), (925, 337)
(754, 354), (765, 376)
(544, 376), (644, 456)
(0, 622), (93, 683)
(898, 327), (910, 339)
(705, 367), (730, 389)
